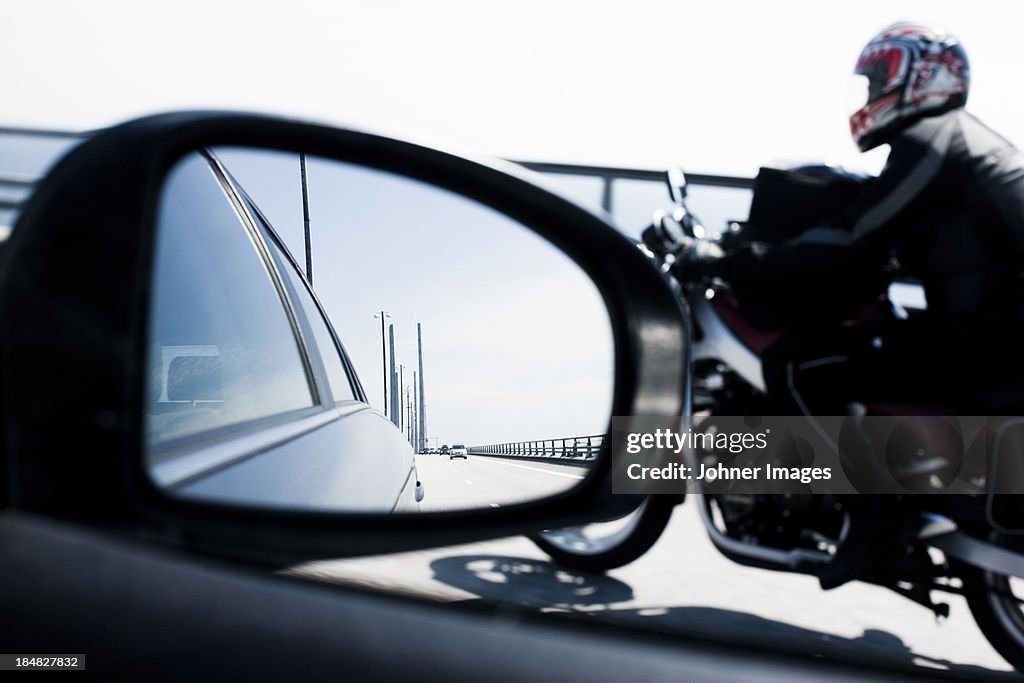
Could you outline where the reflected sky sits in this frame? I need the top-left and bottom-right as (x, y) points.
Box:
(216, 148), (614, 447)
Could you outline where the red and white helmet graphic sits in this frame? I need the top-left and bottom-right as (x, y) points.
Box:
(850, 22), (970, 151)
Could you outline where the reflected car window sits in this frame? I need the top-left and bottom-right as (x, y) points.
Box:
(257, 215), (358, 404)
(145, 152), (314, 450)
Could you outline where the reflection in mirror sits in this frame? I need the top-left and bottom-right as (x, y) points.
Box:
(144, 147), (614, 514)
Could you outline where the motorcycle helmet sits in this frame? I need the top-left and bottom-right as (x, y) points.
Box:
(849, 22), (970, 151)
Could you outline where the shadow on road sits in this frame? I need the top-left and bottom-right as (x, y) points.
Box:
(431, 554), (634, 608)
(430, 554), (1016, 681)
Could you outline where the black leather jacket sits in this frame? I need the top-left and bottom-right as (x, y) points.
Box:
(722, 109), (1024, 343)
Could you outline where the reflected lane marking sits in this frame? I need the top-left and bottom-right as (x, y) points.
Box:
(489, 503), (500, 508)
(473, 458), (586, 479)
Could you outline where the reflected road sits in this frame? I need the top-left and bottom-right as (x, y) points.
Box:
(415, 454), (587, 511)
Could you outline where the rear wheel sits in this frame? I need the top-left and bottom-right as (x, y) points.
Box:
(529, 497), (677, 573)
(963, 562), (1024, 672)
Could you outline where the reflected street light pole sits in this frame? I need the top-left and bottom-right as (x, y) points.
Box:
(299, 153), (313, 284)
(373, 311), (390, 416)
(399, 364), (405, 434)
(407, 387), (413, 445)
(417, 323), (426, 454)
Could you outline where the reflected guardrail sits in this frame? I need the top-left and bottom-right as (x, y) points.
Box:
(468, 435), (603, 462)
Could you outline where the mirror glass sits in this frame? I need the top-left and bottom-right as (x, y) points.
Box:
(144, 147), (614, 514)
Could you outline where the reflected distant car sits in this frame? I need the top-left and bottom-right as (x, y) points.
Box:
(138, 149), (424, 513)
(449, 444), (468, 459)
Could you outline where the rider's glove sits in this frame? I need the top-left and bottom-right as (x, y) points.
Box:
(670, 237), (726, 283)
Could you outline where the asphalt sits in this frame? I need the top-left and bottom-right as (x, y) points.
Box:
(291, 490), (1020, 680)
(414, 454), (587, 511)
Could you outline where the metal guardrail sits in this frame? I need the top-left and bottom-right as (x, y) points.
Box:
(469, 434), (604, 462)
(510, 160), (753, 218)
(512, 160), (754, 190)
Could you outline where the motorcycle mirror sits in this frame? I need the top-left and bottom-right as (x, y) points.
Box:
(666, 167), (688, 204)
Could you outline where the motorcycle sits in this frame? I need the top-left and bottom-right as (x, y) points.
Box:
(531, 166), (1024, 672)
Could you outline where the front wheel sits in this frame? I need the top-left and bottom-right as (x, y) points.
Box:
(529, 497), (678, 573)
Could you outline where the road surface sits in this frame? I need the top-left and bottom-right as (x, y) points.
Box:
(415, 454), (588, 511)
(291, 496), (1017, 680)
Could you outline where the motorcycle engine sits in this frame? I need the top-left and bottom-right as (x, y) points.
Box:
(713, 493), (847, 552)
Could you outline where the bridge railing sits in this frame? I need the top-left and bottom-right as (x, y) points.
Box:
(468, 435), (604, 462)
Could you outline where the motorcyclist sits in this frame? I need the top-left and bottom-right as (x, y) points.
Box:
(683, 22), (1024, 416)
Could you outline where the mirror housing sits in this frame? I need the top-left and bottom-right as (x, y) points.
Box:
(0, 112), (688, 564)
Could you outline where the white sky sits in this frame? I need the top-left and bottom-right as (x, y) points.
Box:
(213, 149), (615, 446)
(7, 1), (1023, 448)
(5, 1), (1022, 176)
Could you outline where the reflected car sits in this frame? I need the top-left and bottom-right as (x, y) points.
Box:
(143, 149), (422, 513)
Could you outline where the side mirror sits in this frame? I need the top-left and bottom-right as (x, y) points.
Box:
(0, 112), (688, 563)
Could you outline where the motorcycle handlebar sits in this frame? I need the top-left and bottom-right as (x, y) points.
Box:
(641, 223), (674, 258)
